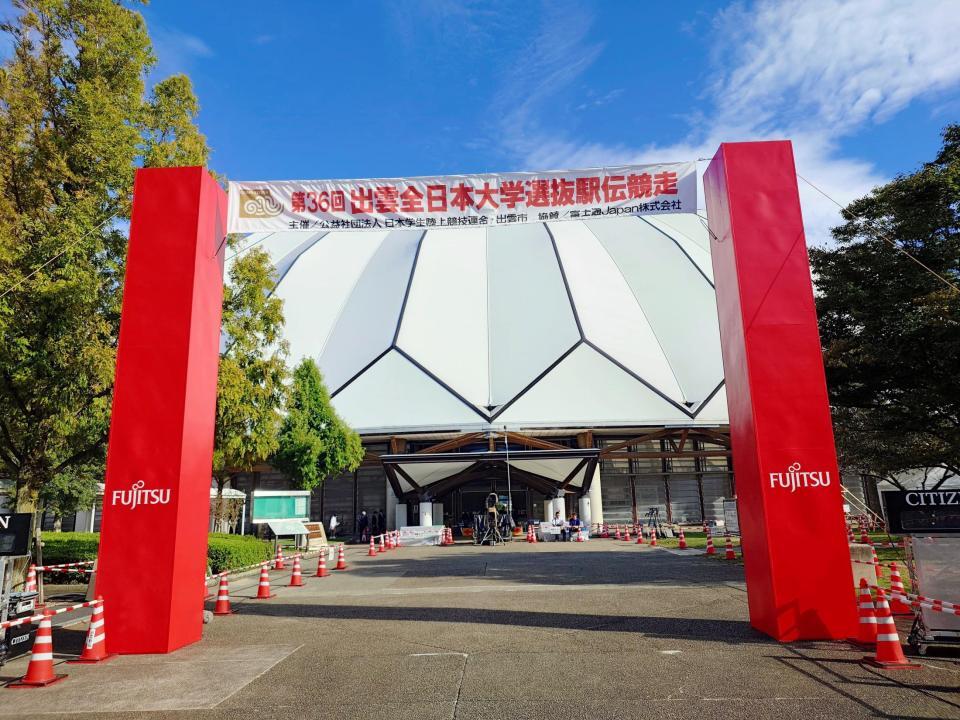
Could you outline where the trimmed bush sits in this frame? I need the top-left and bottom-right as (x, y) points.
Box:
(40, 532), (100, 565)
(40, 532), (272, 575)
(206, 533), (273, 574)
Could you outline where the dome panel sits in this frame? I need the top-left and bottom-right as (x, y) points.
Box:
(646, 215), (714, 281)
(585, 216), (724, 404)
(548, 221), (685, 404)
(486, 223), (580, 406)
(396, 227), (490, 409)
(496, 344), (689, 426)
(319, 229), (423, 392)
(332, 349), (486, 432)
(273, 231), (385, 363)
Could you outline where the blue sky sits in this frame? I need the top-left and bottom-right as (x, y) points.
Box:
(6, 0), (960, 244)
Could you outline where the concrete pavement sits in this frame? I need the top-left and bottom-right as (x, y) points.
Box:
(2, 539), (958, 719)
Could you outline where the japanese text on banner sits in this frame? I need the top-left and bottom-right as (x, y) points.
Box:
(227, 163), (697, 233)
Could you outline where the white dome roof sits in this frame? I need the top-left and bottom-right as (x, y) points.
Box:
(230, 214), (727, 433)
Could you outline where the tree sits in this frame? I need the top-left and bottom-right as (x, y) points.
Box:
(40, 463), (100, 532)
(273, 359), (363, 492)
(212, 244), (288, 530)
(810, 125), (960, 489)
(0, 0), (210, 524)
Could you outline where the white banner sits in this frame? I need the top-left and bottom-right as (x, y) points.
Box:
(227, 162), (696, 233)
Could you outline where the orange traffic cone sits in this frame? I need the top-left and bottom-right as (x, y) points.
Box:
(847, 526), (854, 543)
(871, 548), (882, 580)
(25, 565), (38, 593)
(854, 578), (877, 645)
(888, 563), (912, 615)
(860, 527), (870, 545)
(614, 525), (622, 541)
(705, 530), (716, 556)
(576, 528), (584, 543)
(212, 576), (235, 615)
(624, 528), (631, 542)
(8, 609), (67, 687)
(379, 534), (386, 553)
(254, 565), (275, 599)
(678, 527), (687, 549)
(335, 544), (347, 571)
(69, 598), (116, 663)
(724, 534), (736, 560)
(531, 525), (538, 543)
(650, 527), (657, 547)
(526, 525), (533, 543)
(315, 549), (329, 578)
(274, 546), (285, 570)
(395, 531), (402, 548)
(289, 555), (304, 587)
(386, 532), (394, 550)
(368, 536), (378, 557)
(863, 588), (920, 669)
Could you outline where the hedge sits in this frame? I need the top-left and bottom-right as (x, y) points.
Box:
(206, 533), (273, 574)
(39, 532), (273, 575)
(39, 532), (100, 566)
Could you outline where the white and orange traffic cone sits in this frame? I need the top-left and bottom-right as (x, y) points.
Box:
(623, 528), (631, 542)
(724, 534), (736, 560)
(854, 578), (877, 646)
(705, 530), (716, 556)
(379, 534), (386, 553)
(888, 563), (912, 615)
(847, 526), (854, 544)
(274, 545), (285, 570)
(649, 527), (657, 547)
(69, 598), (115, 664)
(614, 525), (622, 541)
(368, 536), (378, 557)
(8, 610), (67, 687)
(24, 565), (38, 593)
(289, 555), (304, 587)
(871, 548), (882, 581)
(576, 528), (584, 543)
(526, 525), (534, 543)
(315, 549), (329, 578)
(394, 531), (402, 548)
(212, 576), (235, 615)
(636, 526), (644, 544)
(862, 588), (920, 669)
(254, 565), (275, 599)
(335, 544), (347, 571)
(860, 527), (870, 545)
(678, 527), (687, 549)
(387, 532), (394, 550)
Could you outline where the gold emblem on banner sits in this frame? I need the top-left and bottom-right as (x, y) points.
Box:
(238, 188), (283, 218)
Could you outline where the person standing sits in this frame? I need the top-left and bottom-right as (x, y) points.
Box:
(328, 513), (339, 539)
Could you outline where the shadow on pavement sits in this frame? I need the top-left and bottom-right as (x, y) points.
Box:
(235, 602), (767, 643)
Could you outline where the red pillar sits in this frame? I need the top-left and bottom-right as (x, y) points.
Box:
(97, 167), (226, 654)
(704, 141), (856, 641)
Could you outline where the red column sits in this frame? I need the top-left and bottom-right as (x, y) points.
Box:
(704, 141), (856, 641)
(97, 167), (226, 654)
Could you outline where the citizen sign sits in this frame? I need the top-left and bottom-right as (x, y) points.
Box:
(768, 462), (831, 492)
(111, 480), (170, 509)
(905, 491), (960, 507)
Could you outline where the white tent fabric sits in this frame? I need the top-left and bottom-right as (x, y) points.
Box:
(233, 215), (727, 432)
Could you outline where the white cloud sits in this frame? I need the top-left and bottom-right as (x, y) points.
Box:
(495, 0), (960, 246)
(150, 25), (213, 78)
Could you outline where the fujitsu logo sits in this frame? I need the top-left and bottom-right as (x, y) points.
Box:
(768, 462), (831, 492)
(111, 480), (170, 509)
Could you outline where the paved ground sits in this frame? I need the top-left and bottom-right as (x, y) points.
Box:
(2, 540), (959, 719)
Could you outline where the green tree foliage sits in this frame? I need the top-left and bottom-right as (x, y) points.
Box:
(811, 125), (960, 487)
(213, 244), (288, 526)
(0, 0), (210, 517)
(274, 359), (363, 491)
